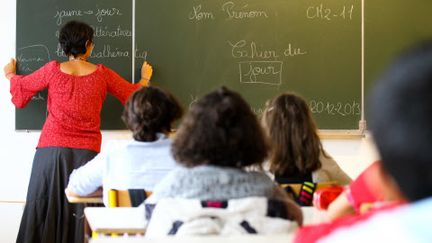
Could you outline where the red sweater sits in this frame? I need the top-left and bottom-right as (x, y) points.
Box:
(294, 202), (402, 243)
(10, 61), (140, 152)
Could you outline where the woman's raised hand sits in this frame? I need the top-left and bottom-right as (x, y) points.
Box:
(139, 61), (153, 86)
(4, 58), (16, 80)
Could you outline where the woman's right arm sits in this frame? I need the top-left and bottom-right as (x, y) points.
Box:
(3, 58), (51, 108)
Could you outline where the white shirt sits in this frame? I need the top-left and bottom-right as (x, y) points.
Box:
(67, 134), (178, 206)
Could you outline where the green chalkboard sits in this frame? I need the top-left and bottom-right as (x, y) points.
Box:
(17, 0), (364, 130)
(136, 0), (362, 130)
(16, 0), (133, 130)
(365, 0), (432, 103)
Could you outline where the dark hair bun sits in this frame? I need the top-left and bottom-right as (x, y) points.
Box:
(59, 20), (94, 57)
(122, 86), (183, 142)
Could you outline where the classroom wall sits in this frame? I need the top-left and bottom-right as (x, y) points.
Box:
(0, 1), (378, 242)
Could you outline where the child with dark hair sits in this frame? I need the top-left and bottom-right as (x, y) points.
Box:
(262, 93), (351, 185)
(66, 86), (182, 206)
(144, 87), (302, 236)
(294, 41), (432, 242)
(3, 20), (152, 243)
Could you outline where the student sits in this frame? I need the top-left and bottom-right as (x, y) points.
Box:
(65, 86), (182, 206)
(294, 160), (404, 243)
(262, 93), (351, 185)
(3, 20), (152, 243)
(145, 87), (302, 231)
(295, 41), (432, 242)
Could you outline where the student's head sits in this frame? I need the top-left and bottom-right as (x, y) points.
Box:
(59, 20), (94, 58)
(369, 41), (432, 202)
(262, 93), (323, 177)
(172, 86), (268, 168)
(122, 86), (183, 142)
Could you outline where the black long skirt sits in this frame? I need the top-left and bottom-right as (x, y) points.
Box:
(17, 147), (98, 243)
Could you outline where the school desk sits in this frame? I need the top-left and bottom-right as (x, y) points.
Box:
(84, 206), (147, 235)
(90, 235), (294, 243)
(84, 206), (326, 236)
(66, 195), (103, 204)
(65, 187), (104, 204)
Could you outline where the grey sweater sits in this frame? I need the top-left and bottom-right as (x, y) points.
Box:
(145, 165), (279, 204)
(145, 165), (303, 225)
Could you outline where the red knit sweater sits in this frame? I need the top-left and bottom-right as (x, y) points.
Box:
(10, 61), (140, 152)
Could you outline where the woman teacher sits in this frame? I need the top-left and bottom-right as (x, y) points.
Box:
(3, 20), (152, 243)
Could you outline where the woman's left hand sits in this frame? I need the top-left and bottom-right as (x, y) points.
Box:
(141, 61), (153, 81)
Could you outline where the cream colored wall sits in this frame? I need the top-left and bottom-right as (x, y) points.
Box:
(322, 133), (379, 179)
(0, 1), (378, 241)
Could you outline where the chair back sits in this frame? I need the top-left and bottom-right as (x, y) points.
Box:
(108, 189), (152, 207)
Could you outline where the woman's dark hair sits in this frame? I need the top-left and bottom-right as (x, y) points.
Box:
(122, 86), (183, 142)
(263, 93), (323, 177)
(59, 20), (94, 57)
(172, 86), (269, 168)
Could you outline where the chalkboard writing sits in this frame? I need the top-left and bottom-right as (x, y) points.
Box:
(135, 0), (361, 129)
(16, 0), (367, 130)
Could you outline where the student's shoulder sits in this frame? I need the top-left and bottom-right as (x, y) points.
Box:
(159, 166), (211, 186)
(209, 166), (273, 181)
(103, 139), (135, 151)
(246, 169), (275, 184)
(319, 151), (338, 165)
(151, 135), (173, 146)
(146, 167), (187, 197)
(318, 152), (343, 174)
